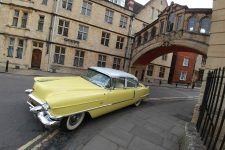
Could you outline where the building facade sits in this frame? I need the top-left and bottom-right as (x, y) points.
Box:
(191, 0), (225, 148)
(168, 52), (197, 84)
(144, 53), (173, 84)
(0, 0), (169, 75)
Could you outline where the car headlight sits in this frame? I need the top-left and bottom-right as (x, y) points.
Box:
(42, 103), (50, 111)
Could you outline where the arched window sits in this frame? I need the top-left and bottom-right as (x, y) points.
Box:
(144, 32), (149, 43)
(200, 17), (210, 34)
(187, 16), (197, 32)
(150, 27), (157, 39)
(167, 13), (175, 32)
(137, 36), (142, 46)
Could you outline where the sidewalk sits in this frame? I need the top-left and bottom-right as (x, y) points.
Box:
(76, 100), (193, 150)
(0, 67), (73, 77)
(144, 82), (201, 90)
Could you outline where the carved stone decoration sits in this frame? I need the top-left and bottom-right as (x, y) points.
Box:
(161, 41), (171, 47)
(64, 38), (79, 47)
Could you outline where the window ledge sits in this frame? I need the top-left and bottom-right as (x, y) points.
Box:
(6, 25), (30, 31)
(36, 30), (43, 32)
(19, 0), (34, 4)
(52, 64), (86, 70)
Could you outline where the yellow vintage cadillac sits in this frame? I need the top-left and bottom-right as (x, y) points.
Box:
(25, 67), (150, 130)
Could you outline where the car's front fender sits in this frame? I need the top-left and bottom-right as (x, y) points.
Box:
(46, 90), (108, 118)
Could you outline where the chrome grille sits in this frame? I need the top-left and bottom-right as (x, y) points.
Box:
(28, 97), (40, 106)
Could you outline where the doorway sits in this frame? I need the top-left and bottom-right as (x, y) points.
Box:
(31, 49), (42, 69)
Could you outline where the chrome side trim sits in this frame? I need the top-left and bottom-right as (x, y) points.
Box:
(28, 94), (44, 105)
(49, 99), (133, 119)
(112, 99), (133, 105)
(140, 93), (150, 98)
(48, 103), (113, 119)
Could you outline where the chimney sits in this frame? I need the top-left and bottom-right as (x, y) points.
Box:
(127, 0), (134, 11)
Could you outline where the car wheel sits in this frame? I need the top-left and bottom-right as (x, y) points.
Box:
(61, 112), (85, 131)
(134, 100), (142, 107)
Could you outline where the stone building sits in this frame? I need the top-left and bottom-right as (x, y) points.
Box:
(144, 53), (173, 84)
(130, 3), (211, 84)
(192, 0), (225, 148)
(0, 0), (170, 76)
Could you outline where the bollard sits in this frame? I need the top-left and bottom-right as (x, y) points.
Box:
(192, 82), (195, 89)
(5, 60), (9, 72)
(159, 80), (162, 86)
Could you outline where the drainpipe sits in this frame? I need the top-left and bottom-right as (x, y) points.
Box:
(123, 14), (135, 72)
(47, 0), (60, 72)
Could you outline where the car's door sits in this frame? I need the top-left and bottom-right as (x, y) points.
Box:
(106, 77), (135, 110)
(134, 82), (149, 101)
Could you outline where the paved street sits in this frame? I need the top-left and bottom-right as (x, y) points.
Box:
(0, 73), (200, 150)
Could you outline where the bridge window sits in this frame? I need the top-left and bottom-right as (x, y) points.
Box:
(159, 66), (165, 78)
(200, 17), (210, 34)
(147, 64), (154, 76)
(160, 21), (164, 34)
(176, 16), (183, 31)
(167, 13), (175, 32)
(187, 16), (197, 32)
(137, 36), (142, 46)
(150, 27), (157, 39)
(144, 32), (149, 43)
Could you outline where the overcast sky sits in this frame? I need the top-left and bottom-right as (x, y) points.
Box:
(136, 0), (213, 8)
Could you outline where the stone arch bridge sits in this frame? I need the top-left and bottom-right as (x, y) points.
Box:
(129, 3), (212, 77)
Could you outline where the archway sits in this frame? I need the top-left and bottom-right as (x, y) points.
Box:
(130, 44), (207, 83)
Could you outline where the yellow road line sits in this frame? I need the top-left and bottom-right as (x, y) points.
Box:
(31, 129), (59, 150)
(17, 132), (48, 150)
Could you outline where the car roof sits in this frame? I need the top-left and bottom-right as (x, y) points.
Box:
(89, 67), (138, 81)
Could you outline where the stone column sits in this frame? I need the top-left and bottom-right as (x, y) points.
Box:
(192, 0), (225, 122)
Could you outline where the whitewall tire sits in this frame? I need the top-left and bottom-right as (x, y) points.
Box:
(61, 112), (85, 131)
(134, 100), (142, 107)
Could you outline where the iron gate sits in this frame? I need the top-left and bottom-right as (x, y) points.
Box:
(196, 68), (225, 150)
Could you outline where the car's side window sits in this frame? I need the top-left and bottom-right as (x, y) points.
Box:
(112, 78), (125, 89)
(126, 78), (138, 88)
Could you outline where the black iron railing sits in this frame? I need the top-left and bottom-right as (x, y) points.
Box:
(196, 68), (225, 150)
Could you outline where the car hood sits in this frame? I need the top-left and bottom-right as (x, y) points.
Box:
(32, 76), (103, 102)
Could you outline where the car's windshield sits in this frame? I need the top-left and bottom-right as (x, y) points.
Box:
(82, 69), (110, 88)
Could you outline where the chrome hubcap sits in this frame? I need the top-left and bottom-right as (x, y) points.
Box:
(69, 114), (82, 126)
